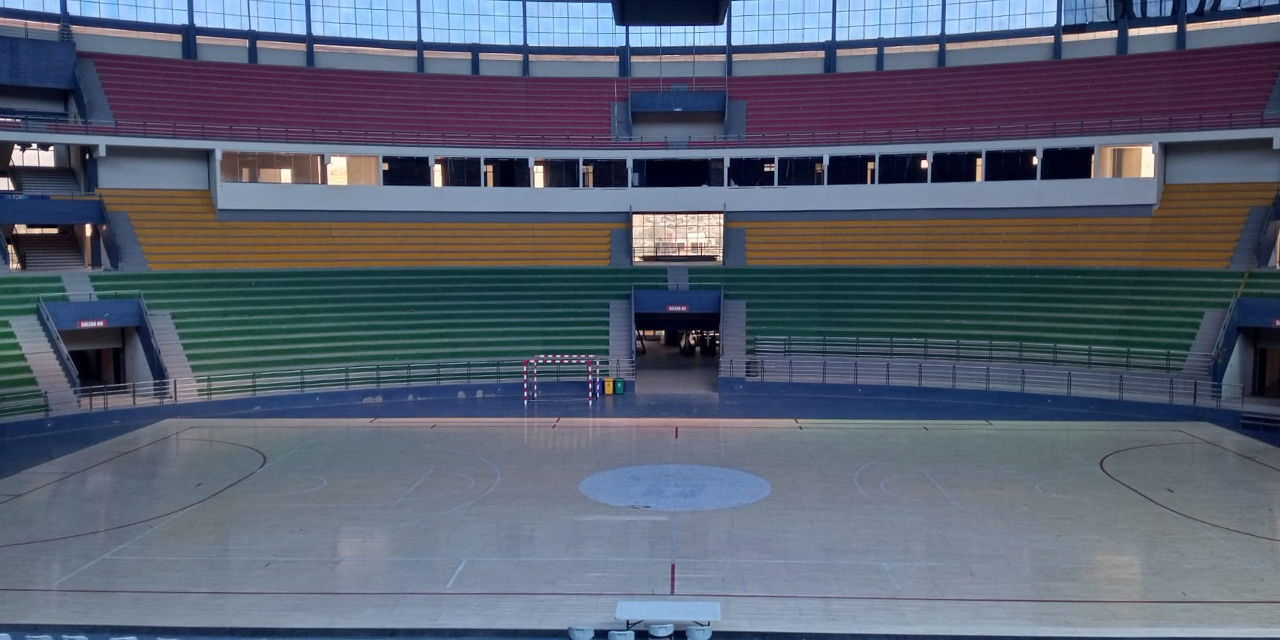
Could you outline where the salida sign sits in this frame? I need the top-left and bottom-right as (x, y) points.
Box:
(77, 319), (106, 329)
(666, 304), (689, 312)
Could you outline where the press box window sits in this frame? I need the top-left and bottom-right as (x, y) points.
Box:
(728, 158), (775, 187)
(1041, 147), (1094, 180)
(778, 157), (823, 186)
(827, 155), (875, 185)
(220, 152), (323, 184)
(383, 157), (433, 186)
(984, 150), (1038, 181)
(582, 159), (628, 188)
(534, 159), (580, 188)
(484, 158), (531, 187)
(326, 155), (379, 186)
(433, 157), (482, 187)
(1096, 145), (1155, 179)
(878, 154), (929, 184)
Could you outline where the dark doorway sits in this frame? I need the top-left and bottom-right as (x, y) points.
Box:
(633, 311), (720, 395)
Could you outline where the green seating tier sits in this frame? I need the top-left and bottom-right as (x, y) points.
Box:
(0, 276), (67, 395)
(93, 268), (665, 377)
(692, 267), (1245, 353)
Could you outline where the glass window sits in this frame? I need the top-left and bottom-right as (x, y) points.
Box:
(632, 212), (724, 263)
(1041, 147), (1093, 180)
(69, 0), (186, 24)
(1, 0), (61, 12)
(421, 0), (522, 45)
(877, 153), (928, 184)
(313, 0), (415, 40)
(947, 0), (1056, 35)
(220, 152), (323, 184)
(484, 157), (530, 187)
(582, 159), (628, 188)
(327, 155), (379, 185)
(383, 156), (433, 186)
(729, 157), (775, 187)
(778, 156), (823, 185)
(1096, 144), (1154, 179)
(194, 0), (248, 29)
(733, 0), (834, 45)
(629, 24), (727, 47)
(526, 1), (624, 47)
(253, 0), (307, 34)
(930, 151), (982, 183)
(837, 0), (941, 39)
(434, 157), (483, 186)
(828, 154), (875, 185)
(534, 159), (580, 188)
(633, 159), (723, 188)
(984, 149), (1037, 181)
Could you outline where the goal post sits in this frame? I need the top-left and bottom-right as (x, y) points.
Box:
(524, 354), (600, 403)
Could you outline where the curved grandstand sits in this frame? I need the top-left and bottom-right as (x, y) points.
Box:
(2, 0), (1280, 635)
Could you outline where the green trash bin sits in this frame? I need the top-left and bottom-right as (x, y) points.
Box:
(614, 378), (625, 395)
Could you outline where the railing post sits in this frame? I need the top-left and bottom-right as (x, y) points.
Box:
(822, 360), (827, 384)
(1119, 375), (1124, 400)
(42, 391), (49, 418)
(951, 365), (956, 388)
(299, 370), (305, 392)
(468, 362), (472, 384)
(1020, 369), (1025, 393)
(132, 383), (137, 406)
(173, 377), (177, 402)
(853, 360), (858, 385)
(206, 376), (211, 400)
(985, 367), (990, 390)
(345, 367), (350, 390)
(885, 362), (890, 386)
(1169, 378), (1174, 403)
(788, 360), (793, 383)
(376, 365), (381, 387)
(1067, 371), (1072, 395)
(1088, 345), (1093, 367)
(918, 363), (923, 386)
(406, 364), (411, 386)
(1193, 380), (1199, 405)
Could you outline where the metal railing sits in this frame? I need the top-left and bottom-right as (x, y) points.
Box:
(2, 110), (1275, 150)
(721, 357), (1242, 408)
(0, 357), (635, 419)
(755, 336), (1212, 378)
(1254, 192), (1280, 268)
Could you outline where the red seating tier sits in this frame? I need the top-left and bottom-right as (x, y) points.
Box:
(84, 42), (1280, 147)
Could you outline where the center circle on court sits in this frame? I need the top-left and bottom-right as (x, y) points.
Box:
(579, 464), (771, 511)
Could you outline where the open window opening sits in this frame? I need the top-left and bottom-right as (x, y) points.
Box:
(632, 212), (724, 263)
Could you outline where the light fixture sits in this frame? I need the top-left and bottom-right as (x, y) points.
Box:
(1032, 155), (1039, 166)
(919, 158), (929, 170)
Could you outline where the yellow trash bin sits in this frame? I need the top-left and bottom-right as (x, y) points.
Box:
(604, 377), (614, 395)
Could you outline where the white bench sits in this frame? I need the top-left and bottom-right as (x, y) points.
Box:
(615, 600), (721, 631)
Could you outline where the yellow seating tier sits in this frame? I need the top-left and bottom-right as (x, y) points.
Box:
(731, 182), (1279, 268)
(98, 189), (621, 269)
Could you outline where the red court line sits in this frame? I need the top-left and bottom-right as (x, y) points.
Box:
(4, 586), (1280, 605)
(0, 426), (193, 506)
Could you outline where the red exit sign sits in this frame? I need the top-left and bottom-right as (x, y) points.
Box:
(78, 319), (106, 329)
(667, 304), (689, 312)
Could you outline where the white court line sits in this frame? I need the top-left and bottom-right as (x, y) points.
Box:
(879, 562), (902, 592)
(396, 467), (436, 504)
(102, 554), (952, 567)
(445, 559), (467, 589)
(852, 460), (881, 506)
(920, 469), (964, 511)
(52, 511), (191, 587)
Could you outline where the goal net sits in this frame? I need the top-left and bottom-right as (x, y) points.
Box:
(523, 354), (600, 403)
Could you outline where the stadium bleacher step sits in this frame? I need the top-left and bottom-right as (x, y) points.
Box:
(104, 209), (149, 271)
(608, 299), (634, 380)
(61, 272), (94, 301)
(8, 315), (76, 413)
(1230, 205), (1273, 269)
(1184, 309), (1226, 378)
(720, 299), (747, 378)
(10, 167), (81, 194)
(12, 233), (85, 272)
(147, 311), (195, 382)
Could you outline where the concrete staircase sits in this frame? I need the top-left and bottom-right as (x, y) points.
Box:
(720, 299), (747, 377)
(12, 233), (84, 271)
(147, 311), (195, 382)
(61, 272), (94, 301)
(104, 209), (149, 271)
(1230, 205), (1273, 269)
(1186, 309), (1228, 377)
(608, 299), (635, 380)
(10, 167), (80, 194)
(9, 315), (77, 413)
